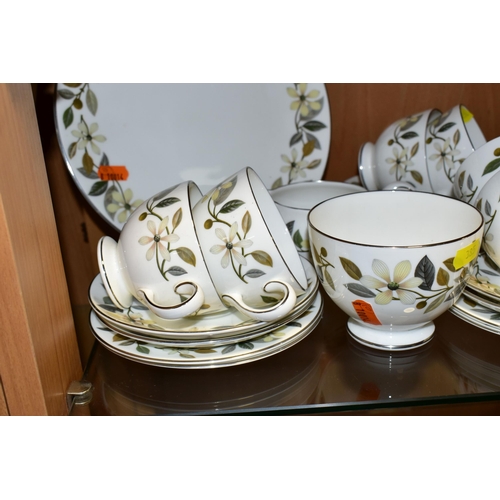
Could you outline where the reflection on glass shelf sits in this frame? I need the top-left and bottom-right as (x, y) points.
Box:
(72, 289), (500, 415)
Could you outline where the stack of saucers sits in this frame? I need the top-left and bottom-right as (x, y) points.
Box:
(88, 256), (322, 369)
(89, 166), (324, 369)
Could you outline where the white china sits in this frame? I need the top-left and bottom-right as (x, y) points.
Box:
(425, 104), (486, 197)
(89, 292), (324, 369)
(358, 108), (440, 193)
(474, 170), (500, 267)
(54, 83), (331, 232)
(192, 167), (308, 322)
(453, 136), (500, 205)
(98, 181), (226, 319)
(450, 295), (500, 335)
(308, 191), (484, 350)
(270, 180), (366, 260)
(88, 255), (318, 340)
(466, 252), (500, 303)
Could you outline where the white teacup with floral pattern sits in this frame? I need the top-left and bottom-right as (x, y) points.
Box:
(308, 191), (484, 350)
(425, 104), (486, 197)
(475, 170), (500, 268)
(270, 180), (366, 260)
(358, 108), (441, 193)
(453, 136), (500, 206)
(192, 167), (308, 322)
(98, 181), (226, 319)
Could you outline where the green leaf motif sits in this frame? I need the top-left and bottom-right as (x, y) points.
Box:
(89, 181), (108, 196)
(172, 208), (182, 229)
(271, 178), (283, 190)
(82, 150), (94, 174)
(325, 269), (335, 290)
(176, 247), (196, 267)
(424, 293), (447, 314)
(77, 167), (99, 179)
(344, 283), (376, 298)
(104, 185), (119, 219)
(86, 88), (98, 115)
(222, 344), (236, 354)
(213, 176), (237, 206)
(415, 255), (435, 291)
(220, 199), (245, 214)
(242, 210), (252, 235)
(482, 158), (500, 176)
(238, 341), (254, 350)
(100, 153), (110, 166)
(58, 89), (75, 99)
(410, 142), (419, 158)
(307, 159), (321, 169)
(437, 122), (456, 133)
(437, 267), (450, 286)
(113, 333), (129, 342)
(136, 344), (150, 354)
(302, 120), (327, 131)
(245, 269), (266, 279)
(289, 131), (302, 146)
(339, 257), (361, 280)
(166, 266), (187, 276)
(261, 295), (279, 304)
(68, 141), (77, 159)
(63, 107), (74, 128)
(400, 114), (422, 131)
(293, 229), (304, 249)
(442, 258), (457, 272)
(400, 131), (419, 140)
(250, 250), (273, 267)
(156, 197), (181, 208)
(410, 170), (423, 184)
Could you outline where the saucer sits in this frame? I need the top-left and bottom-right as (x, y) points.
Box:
(89, 256), (318, 340)
(89, 292), (323, 369)
(450, 295), (500, 335)
(466, 253), (500, 303)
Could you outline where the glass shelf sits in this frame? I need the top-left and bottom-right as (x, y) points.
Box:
(71, 289), (500, 415)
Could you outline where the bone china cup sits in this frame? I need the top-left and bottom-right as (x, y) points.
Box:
(358, 108), (441, 192)
(425, 104), (486, 197)
(308, 191), (484, 350)
(98, 181), (226, 319)
(192, 167), (308, 322)
(454, 136), (500, 206)
(270, 180), (366, 260)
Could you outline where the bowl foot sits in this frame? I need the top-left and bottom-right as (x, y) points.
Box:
(346, 318), (435, 351)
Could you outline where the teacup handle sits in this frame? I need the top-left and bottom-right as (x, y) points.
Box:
(221, 280), (296, 322)
(138, 281), (205, 319)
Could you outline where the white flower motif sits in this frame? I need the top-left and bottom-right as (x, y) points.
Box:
(429, 138), (461, 171)
(287, 83), (321, 117)
(386, 147), (413, 178)
(71, 120), (106, 154)
(107, 189), (143, 223)
(210, 222), (253, 268)
(359, 259), (423, 305)
(280, 148), (308, 180)
(138, 217), (180, 261)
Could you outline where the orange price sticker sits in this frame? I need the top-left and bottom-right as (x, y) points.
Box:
(352, 300), (382, 326)
(97, 166), (129, 181)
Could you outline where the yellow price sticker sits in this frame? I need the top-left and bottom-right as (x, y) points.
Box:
(453, 239), (480, 270)
(461, 106), (474, 124)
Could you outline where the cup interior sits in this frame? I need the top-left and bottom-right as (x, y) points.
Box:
(309, 191), (483, 247)
(247, 168), (307, 288)
(271, 181), (365, 210)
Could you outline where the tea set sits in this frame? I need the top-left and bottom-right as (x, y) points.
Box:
(83, 96), (500, 361)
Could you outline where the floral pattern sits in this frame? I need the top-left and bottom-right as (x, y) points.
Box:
(339, 254), (471, 314)
(426, 111), (465, 185)
(203, 175), (274, 284)
(271, 83), (327, 189)
(57, 83), (142, 224)
(384, 113), (423, 185)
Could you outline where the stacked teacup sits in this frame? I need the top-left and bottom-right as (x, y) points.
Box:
(358, 104), (486, 197)
(92, 167), (323, 366)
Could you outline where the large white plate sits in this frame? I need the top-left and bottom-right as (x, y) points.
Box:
(89, 293), (323, 369)
(88, 256), (318, 340)
(54, 83), (331, 231)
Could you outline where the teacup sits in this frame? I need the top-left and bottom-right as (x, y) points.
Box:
(192, 167), (308, 322)
(308, 191), (484, 350)
(97, 181), (226, 319)
(454, 136), (500, 206)
(270, 180), (366, 260)
(425, 104), (486, 196)
(358, 108), (441, 192)
(475, 170), (500, 267)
